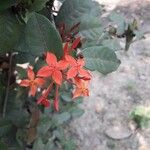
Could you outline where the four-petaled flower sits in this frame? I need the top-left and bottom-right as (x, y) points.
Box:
(72, 77), (89, 99)
(67, 57), (91, 79)
(20, 67), (45, 96)
(37, 52), (68, 85)
(19, 40), (91, 110)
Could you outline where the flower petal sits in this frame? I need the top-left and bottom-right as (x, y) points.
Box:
(67, 67), (77, 79)
(63, 42), (69, 55)
(27, 67), (35, 80)
(37, 96), (44, 105)
(65, 55), (76, 66)
(41, 99), (50, 107)
(71, 37), (81, 49)
(37, 97), (50, 107)
(54, 99), (59, 111)
(77, 58), (85, 67)
(29, 85), (37, 96)
(72, 88), (82, 99)
(34, 78), (45, 86)
(37, 66), (52, 77)
(57, 60), (68, 70)
(20, 79), (30, 87)
(83, 88), (89, 97)
(52, 70), (62, 85)
(78, 69), (91, 79)
(46, 52), (57, 66)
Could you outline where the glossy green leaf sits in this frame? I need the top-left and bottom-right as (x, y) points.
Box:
(24, 13), (63, 58)
(0, 11), (22, 54)
(83, 46), (121, 74)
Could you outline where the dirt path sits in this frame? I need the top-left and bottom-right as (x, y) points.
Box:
(68, 0), (150, 150)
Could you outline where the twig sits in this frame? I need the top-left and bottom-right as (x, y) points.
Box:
(2, 53), (13, 118)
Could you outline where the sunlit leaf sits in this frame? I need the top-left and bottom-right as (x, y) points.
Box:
(83, 46), (121, 74)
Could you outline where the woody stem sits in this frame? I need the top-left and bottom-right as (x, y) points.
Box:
(3, 53), (13, 118)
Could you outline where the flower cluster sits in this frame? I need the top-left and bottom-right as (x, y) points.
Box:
(19, 38), (91, 111)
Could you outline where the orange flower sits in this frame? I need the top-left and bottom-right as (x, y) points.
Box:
(20, 67), (45, 96)
(37, 82), (54, 107)
(72, 77), (90, 99)
(61, 37), (81, 65)
(37, 52), (68, 85)
(67, 57), (91, 79)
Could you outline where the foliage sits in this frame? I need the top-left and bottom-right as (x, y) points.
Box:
(0, 0), (142, 149)
(130, 106), (150, 129)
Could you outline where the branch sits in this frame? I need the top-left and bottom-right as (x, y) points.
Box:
(2, 53), (13, 118)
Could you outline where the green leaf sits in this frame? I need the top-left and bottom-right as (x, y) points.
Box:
(16, 129), (25, 148)
(30, 0), (49, 12)
(15, 52), (36, 64)
(54, 112), (71, 125)
(15, 25), (29, 53)
(69, 107), (84, 119)
(63, 140), (76, 150)
(102, 39), (121, 51)
(37, 114), (52, 136)
(83, 46), (121, 74)
(5, 90), (29, 127)
(78, 17), (104, 48)
(109, 12), (126, 35)
(44, 140), (55, 150)
(33, 138), (45, 150)
(56, 0), (101, 28)
(109, 12), (125, 24)
(117, 22), (126, 35)
(24, 13), (63, 58)
(0, 0), (16, 12)
(0, 119), (13, 137)
(61, 92), (72, 102)
(0, 11), (22, 54)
